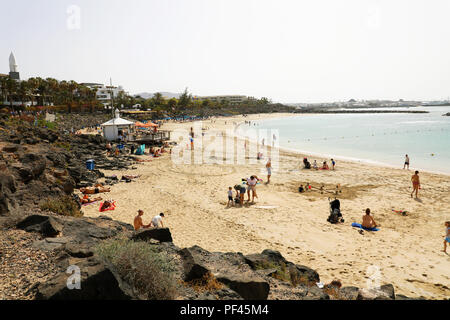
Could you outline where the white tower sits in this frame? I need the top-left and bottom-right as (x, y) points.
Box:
(9, 52), (18, 73)
(8, 52), (20, 80)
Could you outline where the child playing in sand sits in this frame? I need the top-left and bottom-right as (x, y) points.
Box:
(331, 159), (336, 170)
(443, 221), (450, 253)
(227, 187), (234, 207)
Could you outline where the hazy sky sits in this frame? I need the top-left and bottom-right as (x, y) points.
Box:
(1, 0), (450, 102)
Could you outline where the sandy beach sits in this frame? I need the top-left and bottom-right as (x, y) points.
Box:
(82, 113), (450, 299)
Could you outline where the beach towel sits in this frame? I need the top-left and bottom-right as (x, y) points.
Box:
(82, 200), (100, 207)
(99, 201), (116, 212)
(351, 222), (379, 231)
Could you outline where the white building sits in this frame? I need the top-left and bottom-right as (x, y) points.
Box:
(192, 95), (247, 104)
(81, 83), (127, 108)
(100, 109), (135, 141)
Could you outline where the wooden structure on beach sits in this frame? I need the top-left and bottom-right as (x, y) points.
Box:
(128, 130), (171, 145)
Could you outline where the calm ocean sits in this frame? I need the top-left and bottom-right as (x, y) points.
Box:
(236, 106), (450, 175)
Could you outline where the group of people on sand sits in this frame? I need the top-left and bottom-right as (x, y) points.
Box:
(303, 157), (336, 170)
(133, 210), (165, 231)
(229, 175), (262, 207)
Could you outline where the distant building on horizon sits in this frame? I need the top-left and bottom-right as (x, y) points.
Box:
(192, 95), (248, 104)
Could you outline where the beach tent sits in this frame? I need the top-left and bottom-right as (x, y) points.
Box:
(101, 109), (135, 141)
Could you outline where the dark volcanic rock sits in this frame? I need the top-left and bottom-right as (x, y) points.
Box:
(245, 249), (320, 284)
(178, 246), (270, 300)
(380, 284), (395, 299)
(339, 286), (360, 300)
(17, 215), (63, 237)
(131, 228), (173, 242)
(35, 257), (132, 300)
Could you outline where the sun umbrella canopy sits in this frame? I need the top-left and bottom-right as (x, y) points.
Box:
(135, 121), (158, 128)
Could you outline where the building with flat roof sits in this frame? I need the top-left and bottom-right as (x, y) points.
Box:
(192, 95), (248, 104)
(81, 82), (127, 108)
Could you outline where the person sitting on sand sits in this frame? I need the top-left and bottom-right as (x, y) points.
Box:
(321, 161), (329, 170)
(443, 221), (450, 253)
(151, 213), (165, 228)
(80, 185), (111, 194)
(411, 171), (420, 198)
(313, 160), (318, 170)
(134, 209), (151, 231)
(106, 143), (112, 155)
(362, 208), (377, 229)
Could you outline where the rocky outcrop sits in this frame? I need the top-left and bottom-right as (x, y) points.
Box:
(179, 246), (270, 300)
(17, 215), (63, 238)
(131, 228), (173, 242)
(35, 257), (132, 300)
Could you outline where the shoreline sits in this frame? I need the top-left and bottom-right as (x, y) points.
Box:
(230, 113), (450, 177)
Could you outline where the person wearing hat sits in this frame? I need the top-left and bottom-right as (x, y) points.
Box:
(133, 209), (151, 231)
(151, 213), (165, 228)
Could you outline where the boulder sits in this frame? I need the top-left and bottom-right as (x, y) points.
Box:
(380, 284), (395, 299)
(17, 215), (63, 237)
(131, 228), (173, 243)
(339, 286), (360, 300)
(244, 249), (320, 285)
(178, 246), (270, 300)
(357, 288), (392, 300)
(215, 274), (270, 300)
(35, 257), (132, 300)
(178, 246), (210, 281)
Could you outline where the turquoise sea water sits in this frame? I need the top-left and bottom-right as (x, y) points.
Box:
(236, 106), (450, 175)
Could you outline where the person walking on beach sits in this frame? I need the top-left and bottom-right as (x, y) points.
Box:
(443, 221), (450, 253)
(411, 171), (420, 198)
(266, 158), (272, 183)
(404, 154), (410, 170)
(362, 208), (377, 229)
(227, 187), (234, 207)
(151, 213), (165, 228)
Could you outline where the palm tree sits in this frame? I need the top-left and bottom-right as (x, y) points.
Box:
(5, 77), (19, 110)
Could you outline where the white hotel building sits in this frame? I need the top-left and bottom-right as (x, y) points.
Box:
(192, 95), (248, 104)
(81, 83), (127, 108)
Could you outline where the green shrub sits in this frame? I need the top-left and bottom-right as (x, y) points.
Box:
(40, 195), (83, 217)
(95, 239), (177, 300)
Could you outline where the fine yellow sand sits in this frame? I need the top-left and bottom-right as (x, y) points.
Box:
(82, 113), (450, 299)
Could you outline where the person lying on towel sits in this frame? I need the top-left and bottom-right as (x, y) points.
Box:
(80, 184), (111, 194)
(100, 200), (115, 212)
(80, 194), (102, 204)
(362, 208), (378, 229)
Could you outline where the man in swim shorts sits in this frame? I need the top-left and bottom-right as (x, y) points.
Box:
(403, 154), (410, 170)
(411, 171), (420, 198)
(134, 209), (151, 231)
